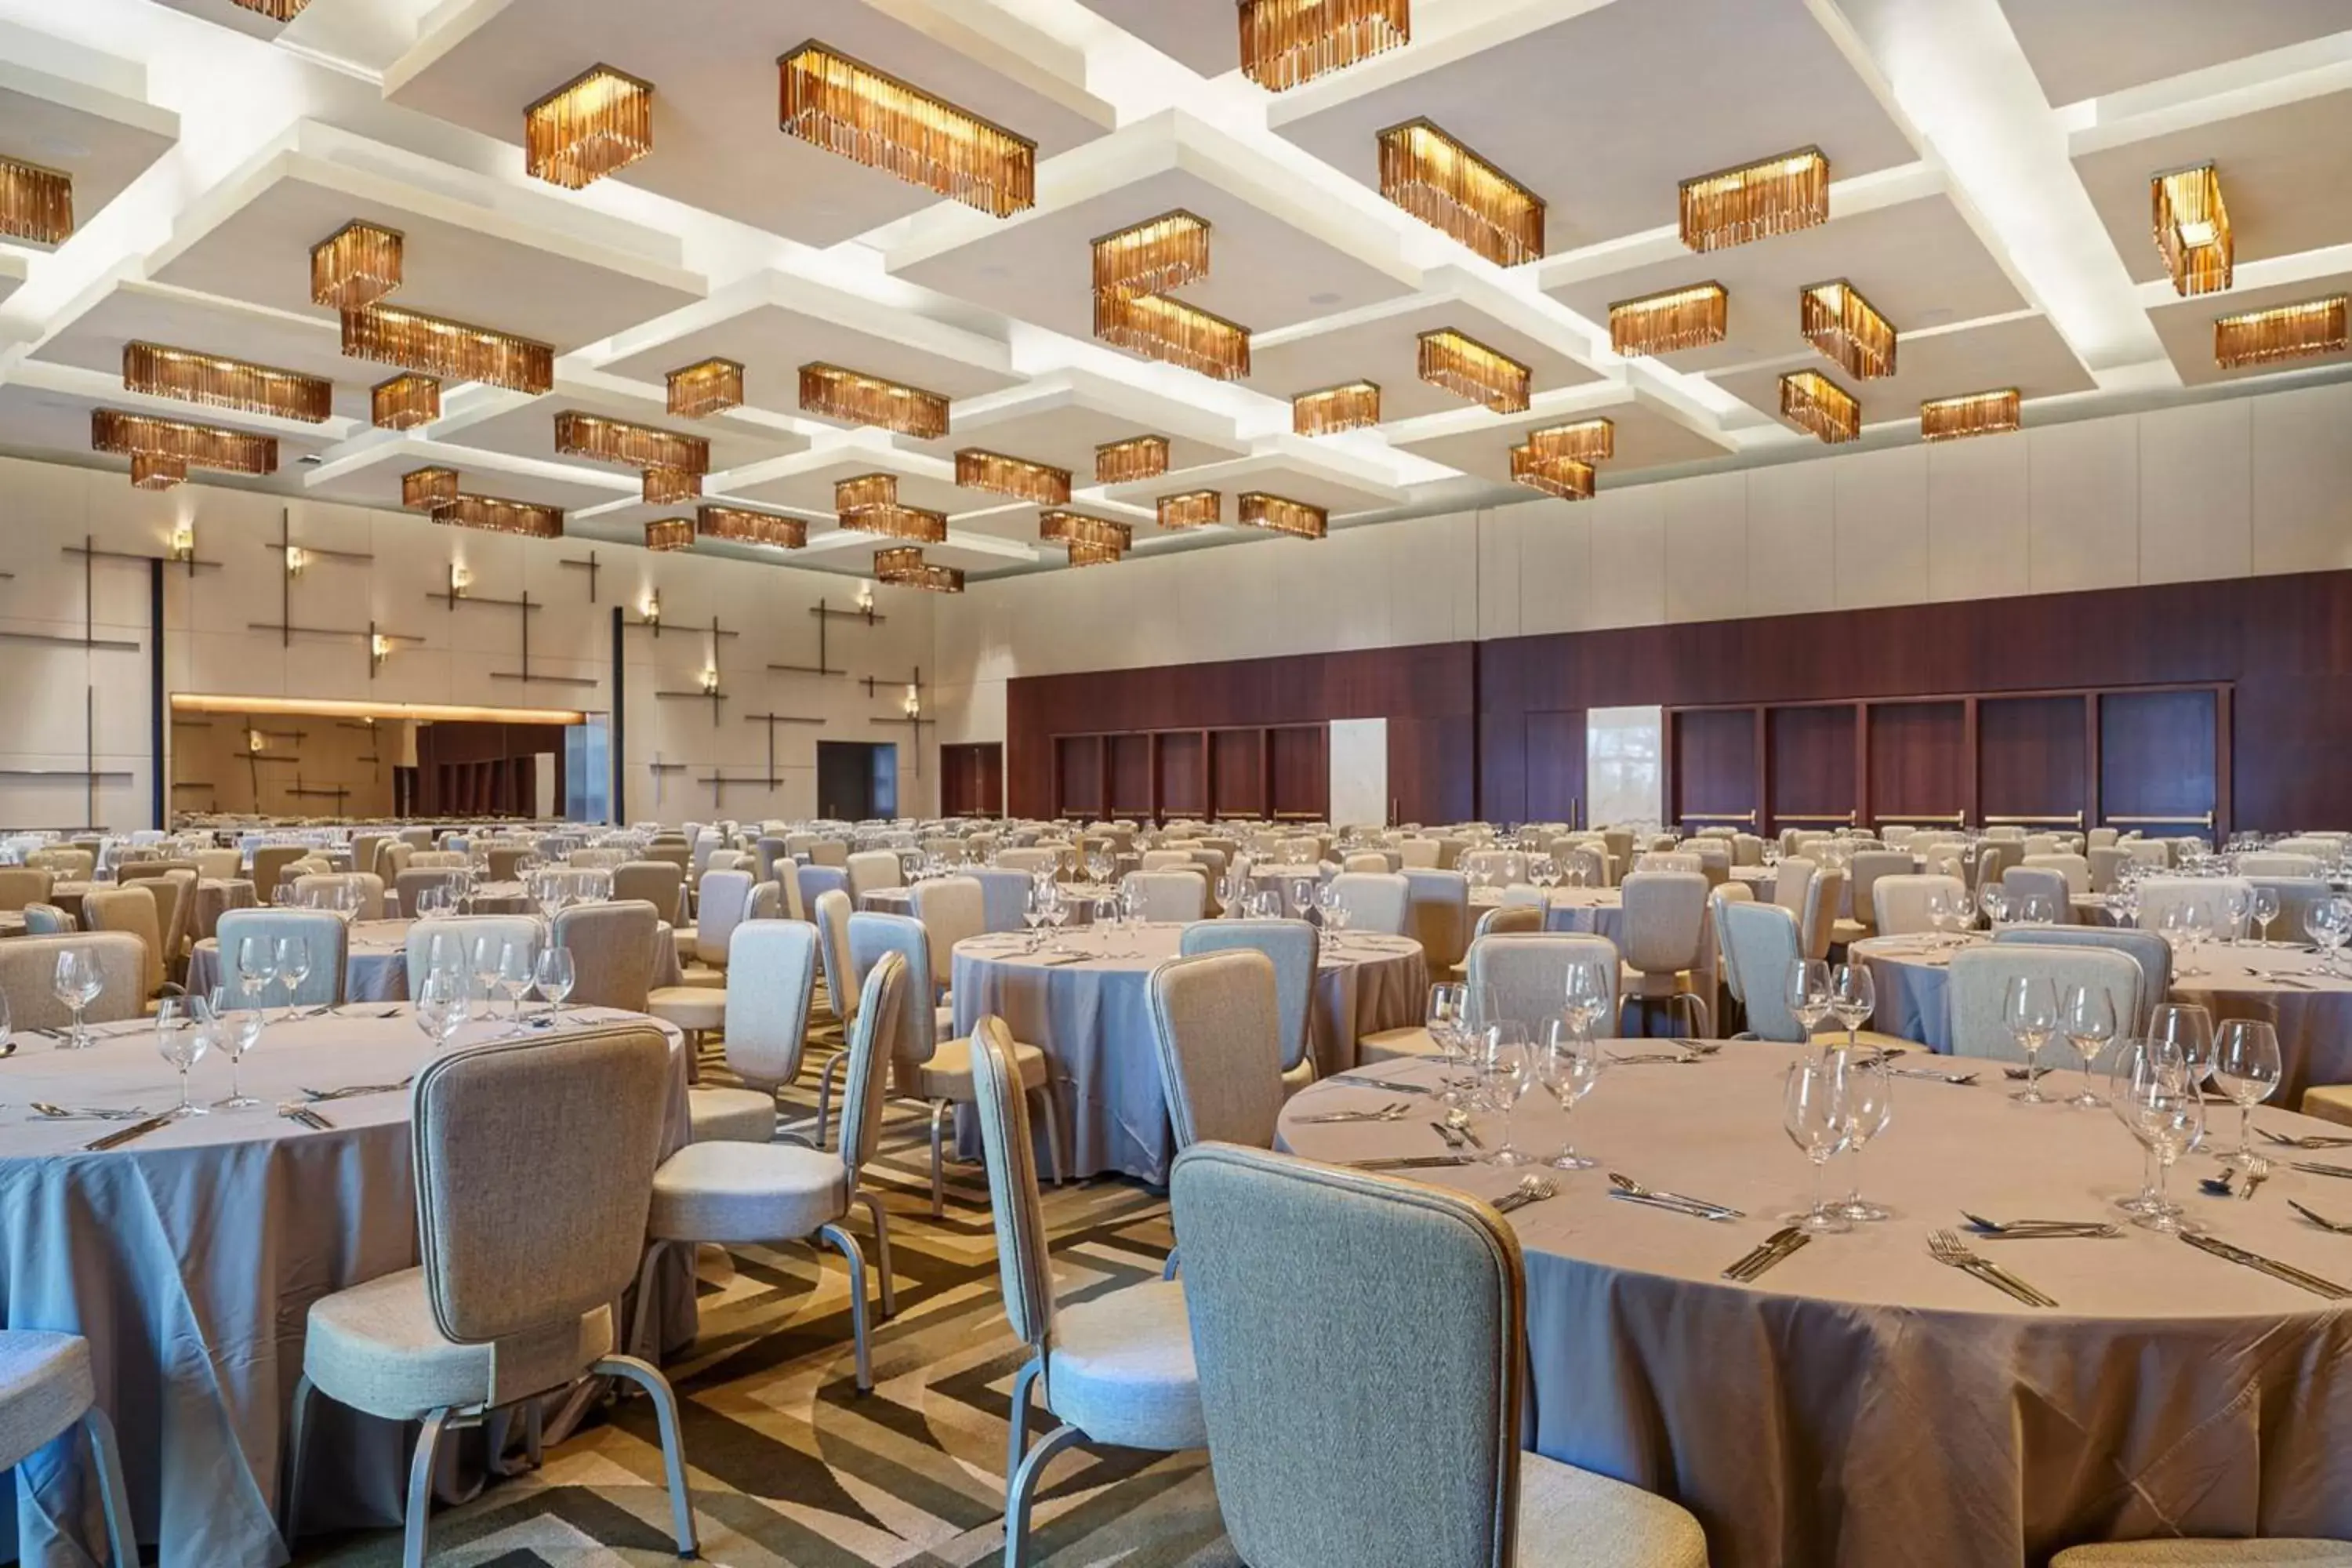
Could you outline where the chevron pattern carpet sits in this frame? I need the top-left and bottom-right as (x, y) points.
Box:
(292, 1025), (1242, 1567)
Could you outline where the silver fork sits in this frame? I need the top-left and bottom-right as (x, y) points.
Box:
(1929, 1229), (2058, 1307)
(1294, 1101), (1410, 1124)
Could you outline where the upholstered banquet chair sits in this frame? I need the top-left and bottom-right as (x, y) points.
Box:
(973, 1020), (1203, 1568)
(2239, 852), (2324, 879)
(21, 905), (74, 936)
(2135, 877), (2254, 938)
(2001, 866), (2075, 923)
(392, 869), (462, 919)
(79, 887), (167, 1001)
(1402, 869), (1472, 974)
(846, 849), (903, 903)
(249, 845), (307, 895)
(1123, 869), (1206, 923)
(0, 866), (52, 913)
(1873, 873), (1968, 938)
(681, 869), (755, 986)
(409, 851), (468, 870)
(216, 910), (349, 1009)
(1617, 871), (1712, 1037)
(1838, 850), (1915, 943)
(1797, 867), (1845, 961)
(0, 1331), (138, 1568)
(2088, 846), (2132, 895)
(2123, 839), (2172, 870)
(1170, 1144), (1708, 1568)
(1945, 946), (2142, 1064)
(1770, 857), (1815, 913)
(2024, 852), (2093, 895)
(610, 861), (685, 925)
(1472, 902), (1544, 943)
(806, 838), (851, 868)
(402, 916), (539, 999)
(551, 900), (659, 1011)
(910, 876), (985, 994)
(683, 920), (819, 1145)
(1989, 927), (2171, 1032)
(1178, 924), (1317, 1091)
(1719, 902), (1909, 1049)
(970, 868), (1033, 933)
(0, 935), (144, 1029)
(292, 872), (386, 920)
(1329, 871), (1410, 935)
(27, 848), (93, 880)
(2050, 1542), (2352, 1566)
(284, 1026), (699, 1568)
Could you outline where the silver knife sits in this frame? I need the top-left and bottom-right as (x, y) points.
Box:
(84, 1113), (174, 1152)
(1609, 1190), (1740, 1222)
(1722, 1226), (1806, 1281)
(1346, 1155), (1475, 1171)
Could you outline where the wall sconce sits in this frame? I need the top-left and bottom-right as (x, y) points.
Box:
(855, 580), (875, 615)
(370, 632), (394, 671)
(284, 546), (308, 578)
(169, 524), (195, 562)
(699, 665), (720, 695)
(643, 590), (661, 627)
(448, 562), (470, 598)
(246, 728), (266, 753)
(902, 681), (921, 719)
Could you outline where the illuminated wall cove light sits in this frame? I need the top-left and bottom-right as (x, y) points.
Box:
(1038, 511), (1132, 553)
(91, 409), (276, 478)
(1377, 120), (1544, 267)
(1680, 147), (1829, 252)
(0, 155), (71, 245)
(1238, 492), (1327, 539)
(1157, 489), (1221, 529)
(956, 449), (1071, 505)
(1800, 279), (1896, 379)
(667, 358), (743, 419)
(1527, 419), (1613, 464)
(874, 546), (964, 592)
(1610, 283), (1727, 357)
(1780, 369), (1860, 443)
(1097, 436), (1171, 484)
(524, 65), (654, 191)
(342, 305), (553, 394)
(1293, 381), (1381, 436)
(310, 222), (402, 311)
(1920, 389), (2021, 442)
(1240, 0), (1411, 93)
(401, 466), (460, 510)
(699, 506), (806, 549)
(799, 362), (949, 438)
(2213, 296), (2348, 368)
(122, 341), (332, 423)
(779, 44), (1035, 218)
(430, 492), (564, 539)
(2151, 163), (2230, 298)
(1417, 328), (1530, 414)
(371, 374), (440, 430)
(1510, 445), (1594, 501)
(644, 517), (695, 553)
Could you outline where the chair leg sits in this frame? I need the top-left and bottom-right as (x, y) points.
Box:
(929, 1098), (949, 1218)
(281, 1372), (318, 1544)
(401, 1408), (452, 1568)
(1004, 1422), (1087, 1568)
(814, 1051), (846, 1149)
(1004, 1353), (1044, 1495)
(1030, 1087), (1067, 1188)
(592, 1356), (702, 1559)
(853, 1187), (898, 1318)
(524, 1400), (544, 1470)
(626, 1240), (673, 1365)
(80, 1406), (137, 1568)
(817, 1222), (874, 1393)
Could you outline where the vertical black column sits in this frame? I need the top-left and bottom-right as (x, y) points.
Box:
(610, 604), (626, 824)
(149, 557), (165, 829)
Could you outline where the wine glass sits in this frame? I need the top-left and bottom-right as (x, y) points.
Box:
(1563, 958), (1613, 1042)
(2059, 983), (2117, 1108)
(1476, 1021), (1536, 1167)
(1537, 1017), (1604, 1170)
(1979, 885), (2011, 930)
(469, 936), (503, 1011)
(2147, 1002), (2216, 1089)
(497, 940), (533, 1029)
(51, 947), (102, 1051)
(155, 996), (209, 1119)
(1782, 1058), (1853, 1234)
(413, 968), (456, 1047)
(2003, 975), (2060, 1103)
(1833, 1047), (1893, 1222)
(2209, 1018), (2281, 1167)
(2252, 886), (2281, 946)
(1426, 982), (1471, 1121)
(2178, 902), (2212, 975)
(1784, 959), (1833, 1045)
(533, 947), (575, 1017)
(208, 984), (263, 1110)
(274, 936), (312, 1013)
(1827, 963), (1875, 1054)
(2220, 887), (2251, 946)
(2020, 894), (2056, 927)
(2111, 1038), (2205, 1233)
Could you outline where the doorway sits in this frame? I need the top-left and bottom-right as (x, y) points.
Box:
(818, 740), (899, 821)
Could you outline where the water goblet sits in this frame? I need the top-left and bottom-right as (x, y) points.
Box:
(1537, 1017), (1603, 1171)
(209, 985), (263, 1110)
(1476, 1021), (1536, 1167)
(2252, 886), (2281, 946)
(2113, 1040), (2205, 1234)
(533, 948), (575, 1016)
(274, 936), (312, 1012)
(1827, 963), (1875, 1054)
(1784, 958), (1833, 1047)
(155, 996), (209, 1119)
(1833, 1047), (1893, 1222)
(2059, 982), (2116, 1108)
(2210, 1018), (2281, 1167)
(1783, 1058), (1853, 1234)
(51, 947), (103, 1050)
(2003, 974), (2060, 1102)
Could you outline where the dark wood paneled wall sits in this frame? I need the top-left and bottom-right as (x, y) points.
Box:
(414, 721), (568, 817)
(939, 742), (1003, 817)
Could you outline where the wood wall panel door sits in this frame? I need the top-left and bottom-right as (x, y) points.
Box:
(1766, 704), (1857, 832)
(939, 742), (1002, 816)
(1158, 731), (1207, 817)
(1867, 701), (1967, 826)
(1106, 734), (1153, 818)
(1523, 710), (1587, 826)
(1054, 735), (1102, 819)
(1388, 716), (1475, 827)
(1210, 728), (1264, 818)
(1978, 695), (2088, 827)
(1268, 725), (1328, 819)
(1671, 707), (1759, 827)
(2101, 688), (2220, 834)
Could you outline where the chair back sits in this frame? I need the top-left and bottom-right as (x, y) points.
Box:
(1770, 857), (1814, 913)
(813, 889), (857, 1023)
(1991, 927), (2172, 1030)
(394, 868), (464, 917)
(1171, 1144), (1530, 1568)
(1636, 851), (1700, 875)
(1843, 851), (1913, 935)
(1679, 839), (1731, 887)
(216, 910), (350, 1007)
(1798, 867), (1844, 960)
(404, 916), (539, 998)
(806, 839), (851, 868)
(292, 872), (387, 920)
(1340, 851), (1389, 875)
(752, 836), (789, 884)
(411, 851), (469, 869)
(996, 848), (1054, 876)
(1464, 933), (1617, 1036)
(2249, 877), (2334, 949)
(909, 877), (985, 985)
(22, 904), (73, 936)
(1396, 838), (1439, 869)
(848, 913), (942, 1087)
(1330, 872), (1410, 935)
(82, 886), (164, 996)
(1720, 900), (1808, 1041)
(969, 868), (1033, 933)
(0, 933), (146, 1028)
(2086, 845), (2131, 894)
(350, 834), (388, 884)
(1471, 903), (1542, 942)
(2238, 852), (2322, 879)
(611, 861), (684, 924)
(836, 950), (909, 1185)
(2022, 852), (2091, 895)
(250, 845), (308, 893)
(0, 867), (54, 913)
(1402, 869), (1471, 971)
(724, 920), (818, 1092)
(797, 863), (849, 916)
(694, 869), (755, 967)
(2000, 865), (2074, 921)
(1180, 920), (1316, 1076)
(969, 1018), (1056, 1350)
(2123, 839), (2172, 869)
(1708, 884), (1755, 1000)
(1149, 950), (1287, 1151)
(27, 847), (93, 879)
(550, 900), (659, 1011)
(1730, 832), (1765, 866)
(2135, 877), (2253, 937)
(1947, 946), (2143, 1063)
(1618, 872), (1708, 973)
(846, 850), (902, 902)
(1872, 873), (1966, 937)
(1123, 869), (1206, 923)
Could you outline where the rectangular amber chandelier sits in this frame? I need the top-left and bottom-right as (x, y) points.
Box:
(1157, 489), (1220, 528)
(1238, 492), (1327, 539)
(371, 373), (440, 430)
(1066, 539), (1123, 568)
(1093, 211), (1210, 298)
(122, 341), (332, 423)
(343, 305), (553, 394)
(1094, 289), (1251, 380)
(525, 65), (654, 191)
(779, 43), (1036, 218)
(1920, 389), (2020, 442)
(2214, 295), (2348, 368)
(643, 466), (701, 504)
(1240, 0), (1411, 93)
(431, 492), (563, 539)
(1681, 147), (1829, 252)
(1096, 435), (1170, 484)
(401, 466), (460, 510)
(131, 455), (183, 491)
(91, 408), (276, 476)
(2152, 163), (2230, 298)
(800, 361), (949, 438)
(1527, 418), (1613, 464)
(957, 448), (1071, 505)
(874, 545), (964, 593)
(1801, 278), (1896, 379)
(1039, 510), (1132, 552)
(1294, 380), (1381, 436)
(1780, 369), (1860, 443)
(666, 358), (743, 419)
(844, 503), (948, 543)
(1610, 282), (1727, 357)
(699, 505), (806, 549)
(311, 222), (402, 310)
(231, 0), (310, 19)
(644, 517), (695, 553)
(836, 474), (898, 516)
(1377, 119), (1543, 267)
(0, 155), (71, 246)
(1510, 444), (1594, 500)
(1417, 328), (1530, 413)
(553, 411), (710, 474)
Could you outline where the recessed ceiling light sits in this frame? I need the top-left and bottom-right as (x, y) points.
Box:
(299, 454), (323, 465)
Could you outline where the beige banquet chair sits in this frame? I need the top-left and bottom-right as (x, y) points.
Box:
(402, 916), (539, 999)
(292, 872), (386, 920)
(610, 861), (685, 925)
(0, 934), (146, 1030)
(392, 869), (463, 919)
(1838, 850), (1916, 945)
(216, 910), (350, 1009)
(551, 900), (660, 1011)
(1402, 869), (1472, 975)
(27, 848), (93, 880)
(1617, 871), (1713, 1037)
(0, 1331), (140, 1568)
(1329, 870), (1410, 936)
(1990, 927), (2172, 1033)
(2051, 1544), (2352, 1566)
(0, 867), (53, 913)
(1149, 949), (1285, 1152)
(78, 887), (167, 1002)
(909, 876), (985, 993)
(1873, 874), (1969, 938)
(1944, 946), (2142, 1065)
(1175, 925), (1319, 1091)
(249, 845), (308, 896)
(845, 850), (903, 903)
(1719, 901), (1911, 1049)
(1123, 869), (1206, 923)
(2000, 866), (2076, 924)
(684, 920), (820, 1145)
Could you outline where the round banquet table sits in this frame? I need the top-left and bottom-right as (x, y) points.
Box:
(187, 915), (684, 1003)
(1276, 1048), (2352, 1568)
(0, 1005), (695, 1568)
(51, 877), (256, 938)
(1853, 932), (2352, 1103)
(950, 924), (1427, 1183)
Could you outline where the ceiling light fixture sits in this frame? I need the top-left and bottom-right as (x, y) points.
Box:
(1038, 510), (1132, 553)
(310, 221), (402, 310)
(230, 0), (311, 20)
(873, 545), (964, 592)
(430, 492), (564, 539)
(1920, 388), (2021, 441)
(122, 341), (332, 423)
(1680, 147), (1828, 252)
(642, 466), (701, 504)
(1293, 380), (1381, 436)
(1526, 418), (1613, 464)
(1093, 210), (1210, 297)
(2213, 295), (2348, 368)
(1800, 278), (1896, 379)
(644, 517), (695, 553)
(1239, 0), (1411, 93)
(1065, 539), (1123, 567)
(371, 373), (440, 430)
(131, 455), (184, 491)
(1780, 369), (1860, 443)
(2151, 163), (2230, 298)
(91, 408), (277, 478)
(1610, 281), (1727, 357)
(1377, 119), (1543, 267)
(666, 358), (743, 419)
(799, 361), (949, 437)
(524, 64), (655, 190)
(1093, 289), (1251, 379)
(699, 505), (807, 549)
(0, 155), (71, 245)
(842, 503), (948, 543)
(957, 448), (1071, 505)
(1237, 492), (1327, 539)
(1509, 444), (1594, 500)
(1417, 328), (1530, 413)
(552, 410), (710, 475)
(837, 474), (898, 516)
(342, 305), (553, 394)
(779, 42), (1036, 218)
(1096, 435), (1171, 484)
(401, 466), (460, 510)
(1156, 489), (1221, 529)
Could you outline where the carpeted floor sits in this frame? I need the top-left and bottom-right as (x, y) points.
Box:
(291, 1023), (1243, 1567)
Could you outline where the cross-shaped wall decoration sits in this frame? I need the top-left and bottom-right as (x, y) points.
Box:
(741, 710), (829, 789)
(488, 590), (597, 688)
(653, 617), (735, 726)
(647, 753), (688, 808)
(771, 596), (880, 677)
(559, 549), (602, 603)
(258, 510), (372, 648)
(866, 665), (934, 776)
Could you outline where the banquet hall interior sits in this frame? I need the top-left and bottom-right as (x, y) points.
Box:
(3, 0), (2352, 1565)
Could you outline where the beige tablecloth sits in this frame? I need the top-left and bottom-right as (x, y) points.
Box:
(188, 916), (684, 1003)
(1277, 1047), (2352, 1568)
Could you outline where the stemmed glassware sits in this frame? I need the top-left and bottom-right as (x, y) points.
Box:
(51, 947), (102, 1050)
(2209, 1018), (2282, 1167)
(2251, 886), (2281, 946)
(1475, 1021), (1536, 1167)
(2147, 1002), (2216, 1091)
(414, 968), (463, 1047)
(2058, 983), (2117, 1108)
(1826, 964), (1875, 1054)
(1783, 1057), (1853, 1234)
(1537, 1017), (1604, 1170)
(532, 948), (575, 1017)
(2110, 1036), (2205, 1233)
(469, 936), (503, 1014)
(2220, 887), (2251, 946)
(496, 941), (533, 1029)
(274, 936), (312, 1012)
(1784, 959), (1832, 1046)
(2003, 975), (2060, 1103)
(1833, 1047), (1893, 1222)
(208, 984), (263, 1110)
(1425, 982), (1472, 1122)
(1978, 885), (2011, 931)
(155, 996), (209, 1119)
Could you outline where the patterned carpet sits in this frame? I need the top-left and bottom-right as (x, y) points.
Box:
(291, 1019), (1243, 1568)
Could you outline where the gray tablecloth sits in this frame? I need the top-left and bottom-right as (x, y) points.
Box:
(863, 884), (1109, 926)
(1277, 1047), (2352, 1568)
(0, 1007), (692, 1568)
(189, 917), (683, 1004)
(950, 925), (1427, 1183)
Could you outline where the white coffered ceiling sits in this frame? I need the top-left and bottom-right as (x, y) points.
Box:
(0, 0), (2343, 583)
